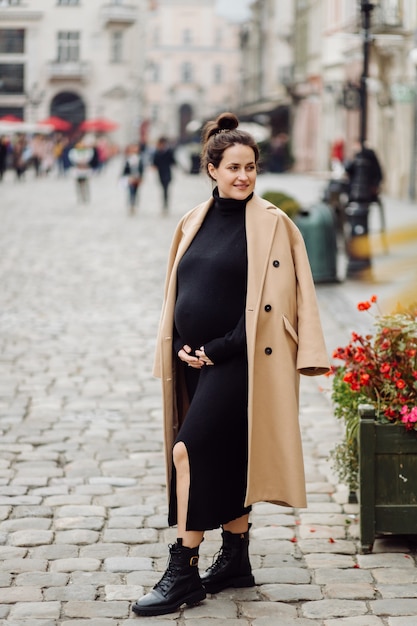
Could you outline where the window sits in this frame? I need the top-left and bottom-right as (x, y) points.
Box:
(151, 104), (159, 122)
(0, 0), (22, 6)
(148, 61), (160, 82)
(214, 64), (222, 84)
(57, 31), (80, 62)
(183, 29), (192, 45)
(110, 31), (123, 63)
(0, 28), (24, 53)
(0, 63), (24, 94)
(181, 62), (193, 83)
(57, 0), (80, 5)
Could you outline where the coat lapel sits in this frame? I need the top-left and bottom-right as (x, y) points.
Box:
(245, 195), (278, 316)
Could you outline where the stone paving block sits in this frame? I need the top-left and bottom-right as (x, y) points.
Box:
(107, 516), (145, 529)
(323, 583), (375, 599)
(0, 518), (51, 532)
(104, 584), (144, 600)
(8, 601), (61, 619)
(0, 586), (43, 603)
(314, 568), (372, 584)
(55, 529), (100, 544)
(298, 539), (356, 555)
(43, 584), (97, 601)
(54, 516), (105, 531)
(71, 571), (122, 585)
(260, 583), (322, 602)
(80, 542), (129, 559)
(371, 599), (417, 615)
(104, 556), (153, 572)
(49, 558), (101, 572)
(304, 554), (356, 569)
(63, 600), (129, 618)
(299, 525), (346, 540)
(8, 529), (54, 547)
(240, 600), (297, 619)
(249, 539), (295, 556)
(253, 567), (311, 584)
(30, 544), (79, 560)
(125, 571), (161, 587)
(302, 599), (368, 619)
(251, 526), (294, 540)
(376, 584), (417, 598)
(324, 616), (384, 625)
(43, 495), (93, 506)
(0, 558), (47, 573)
(180, 595), (238, 619)
(388, 618), (417, 625)
(102, 528), (158, 544)
(372, 568), (417, 584)
(55, 505), (106, 518)
(15, 572), (69, 586)
(61, 621), (122, 626)
(358, 554), (416, 569)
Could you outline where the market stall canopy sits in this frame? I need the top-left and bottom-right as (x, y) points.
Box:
(0, 114), (23, 123)
(79, 117), (119, 132)
(0, 121), (54, 134)
(38, 116), (72, 131)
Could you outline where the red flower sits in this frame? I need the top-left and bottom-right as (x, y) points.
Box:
(357, 301), (371, 311)
(396, 379), (406, 389)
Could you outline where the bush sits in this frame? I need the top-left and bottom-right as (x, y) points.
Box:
(261, 191), (301, 220)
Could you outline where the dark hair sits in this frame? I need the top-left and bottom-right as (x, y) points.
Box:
(200, 111), (259, 179)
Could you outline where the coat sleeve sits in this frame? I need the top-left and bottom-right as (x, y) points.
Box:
(292, 226), (330, 376)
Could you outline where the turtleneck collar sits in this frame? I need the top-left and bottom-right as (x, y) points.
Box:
(212, 186), (254, 214)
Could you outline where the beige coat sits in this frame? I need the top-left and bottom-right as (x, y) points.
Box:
(153, 193), (330, 509)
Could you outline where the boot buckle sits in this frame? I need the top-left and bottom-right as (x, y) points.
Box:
(190, 556), (199, 566)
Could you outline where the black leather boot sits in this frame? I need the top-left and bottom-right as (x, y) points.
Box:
(201, 527), (255, 594)
(131, 539), (206, 617)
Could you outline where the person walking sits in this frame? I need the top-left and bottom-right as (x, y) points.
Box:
(152, 136), (176, 212)
(132, 112), (330, 618)
(68, 139), (94, 204)
(121, 143), (144, 216)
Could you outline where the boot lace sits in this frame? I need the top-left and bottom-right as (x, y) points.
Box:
(154, 544), (183, 595)
(206, 544), (232, 575)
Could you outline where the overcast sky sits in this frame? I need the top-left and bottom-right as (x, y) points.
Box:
(215, 0), (252, 22)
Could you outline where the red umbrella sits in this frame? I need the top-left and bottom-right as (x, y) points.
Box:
(0, 114), (23, 122)
(79, 117), (119, 132)
(38, 116), (72, 131)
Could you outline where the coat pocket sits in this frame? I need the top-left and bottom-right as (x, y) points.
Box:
(282, 314), (299, 344)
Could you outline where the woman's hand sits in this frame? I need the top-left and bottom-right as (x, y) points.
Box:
(178, 345), (204, 369)
(195, 346), (214, 366)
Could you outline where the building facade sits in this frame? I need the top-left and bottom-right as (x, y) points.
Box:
(239, 0), (417, 198)
(0, 0), (146, 144)
(143, 0), (241, 143)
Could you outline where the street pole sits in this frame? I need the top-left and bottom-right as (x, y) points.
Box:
(345, 0), (375, 277)
(408, 33), (417, 201)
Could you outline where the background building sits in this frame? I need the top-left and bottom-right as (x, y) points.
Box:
(143, 0), (241, 143)
(0, 0), (146, 144)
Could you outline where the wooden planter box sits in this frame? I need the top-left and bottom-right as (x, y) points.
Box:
(359, 404), (417, 553)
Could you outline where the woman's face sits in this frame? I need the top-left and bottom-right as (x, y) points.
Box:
(208, 144), (257, 200)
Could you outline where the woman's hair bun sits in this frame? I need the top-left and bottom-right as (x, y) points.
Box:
(217, 112), (239, 132)
(202, 111), (239, 144)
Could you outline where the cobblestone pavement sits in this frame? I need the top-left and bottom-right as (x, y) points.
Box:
(1, 161), (417, 625)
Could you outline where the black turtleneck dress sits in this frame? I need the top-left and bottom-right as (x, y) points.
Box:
(169, 189), (252, 531)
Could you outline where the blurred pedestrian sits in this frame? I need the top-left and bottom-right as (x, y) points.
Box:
(68, 139), (94, 203)
(132, 111), (330, 617)
(121, 143), (144, 216)
(152, 136), (176, 212)
(0, 135), (8, 181)
(344, 140), (384, 203)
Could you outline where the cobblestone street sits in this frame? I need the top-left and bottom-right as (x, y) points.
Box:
(1, 160), (417, 625)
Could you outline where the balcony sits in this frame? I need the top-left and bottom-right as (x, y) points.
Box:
(47, 61), (90, 82)
(0, 7), (42, 21)
(100, 4), (137, 26)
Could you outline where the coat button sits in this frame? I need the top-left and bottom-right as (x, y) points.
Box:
(273, 260), (280, 267)
(265, 347), (273, 355)
(264, 304), (272, 312)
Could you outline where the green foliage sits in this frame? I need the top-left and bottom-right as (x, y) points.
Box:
(261, 191), (301, 220)
(329, 296), (417, 490)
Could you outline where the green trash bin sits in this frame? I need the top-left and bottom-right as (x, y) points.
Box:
(294, 202), (338, 283)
